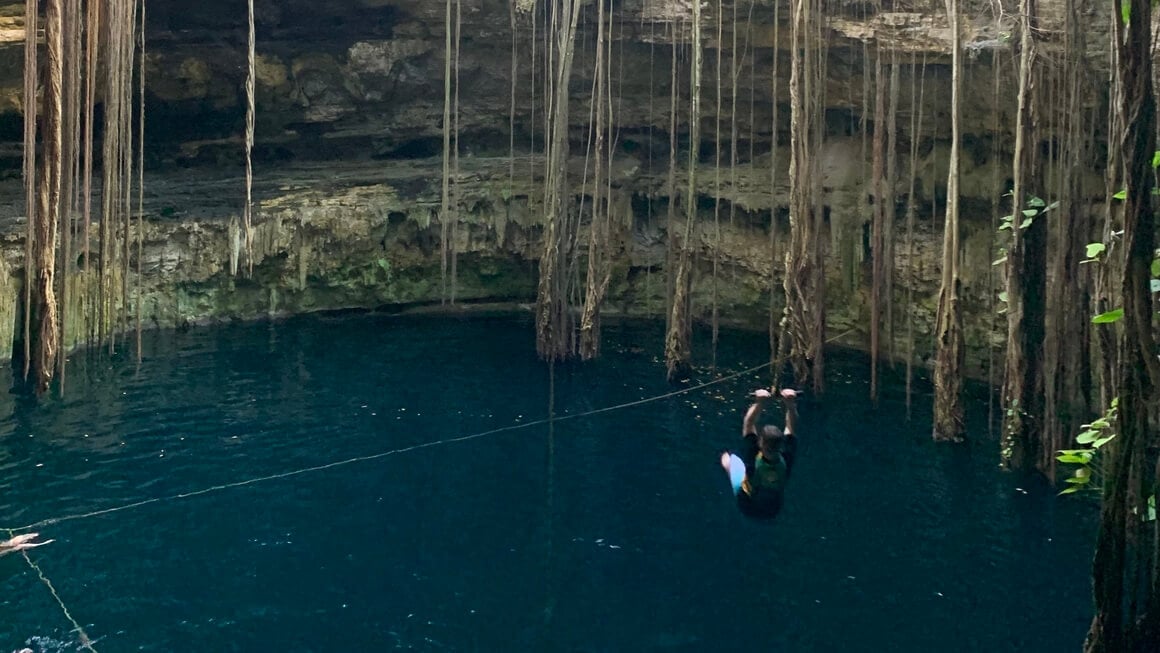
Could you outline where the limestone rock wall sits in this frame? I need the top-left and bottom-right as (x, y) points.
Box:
(0, 0), (1116, 375)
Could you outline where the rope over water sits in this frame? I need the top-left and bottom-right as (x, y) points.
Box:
(1, 354), (829, 650)
(7, 360), (773, 535)
(7, 529), (98, 652)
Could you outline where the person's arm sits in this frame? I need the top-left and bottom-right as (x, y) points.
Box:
(780, 389), (799, 436)
(742, 389), (772, 436)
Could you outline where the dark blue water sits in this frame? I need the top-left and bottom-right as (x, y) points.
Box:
(0, 314), (1097, 652)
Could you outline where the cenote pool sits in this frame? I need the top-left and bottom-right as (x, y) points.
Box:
(0, 314), (1098, 652)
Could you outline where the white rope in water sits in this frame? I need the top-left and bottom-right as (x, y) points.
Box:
(7, 530), (98, 653)
(7, 361), (771, 534)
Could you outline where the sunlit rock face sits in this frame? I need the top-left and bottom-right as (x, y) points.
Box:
(0, 0), (1111, 373)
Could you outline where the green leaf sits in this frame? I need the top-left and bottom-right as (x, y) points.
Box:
(1092, 435), (1116, 448)
(1057, 453), (1093, 464)
(1085, 243), (1106, 258)
(1122, 1), (1130, 25)
(1020, 217), (1035, 229)
(992, 256), (1007, 267)
(998, 291), (1008, 303)
(1151, 278), (1160, 293)
(1044, 200), (1060, 212)
(1027, 196), (1046, 208)
(1021, 209), (1038, 217)
(1076, 429), (1100, 444)
(1092, 308), (1125, 324)
(1089, 418), (1110, 429)
(1153, 150), (1160, 168)
(1065, 476), (1091, 485)
(999, 222), (1013, 230)
(1152, 258), (1160, 277)
(1060, 486), (1083, 495)
(1113, 189), (1127, 200)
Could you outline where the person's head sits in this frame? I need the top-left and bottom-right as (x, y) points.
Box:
(758, 424), (782, 459)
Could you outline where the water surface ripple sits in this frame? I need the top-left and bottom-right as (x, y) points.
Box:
(0, 315), (1097, 652)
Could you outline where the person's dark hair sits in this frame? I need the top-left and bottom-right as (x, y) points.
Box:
(758, 424), (782, 457)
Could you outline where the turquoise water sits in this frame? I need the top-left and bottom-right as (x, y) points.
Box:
(0, 314), (1097, 651)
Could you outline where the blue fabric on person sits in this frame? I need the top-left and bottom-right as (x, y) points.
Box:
(727, 453), (746, 495)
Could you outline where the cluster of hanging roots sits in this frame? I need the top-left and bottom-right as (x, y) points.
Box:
(21, 0), (259, 396)
(21, 0), (144, 395)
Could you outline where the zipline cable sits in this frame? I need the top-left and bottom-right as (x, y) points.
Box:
(7, 360), (773, 534)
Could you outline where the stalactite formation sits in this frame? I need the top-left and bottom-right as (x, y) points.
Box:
(932, 0), (965, 442)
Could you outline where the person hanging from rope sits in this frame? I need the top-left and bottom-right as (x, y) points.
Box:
(719, 387), (799, 520)
(0, 533), (53, 557)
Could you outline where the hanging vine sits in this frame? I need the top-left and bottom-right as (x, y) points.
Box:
(664, 19), (679, 342)
(904, 54), (927, 419)
(242, 0), (255, 277)
(579, 0), (613, 359)
(768, 0), (780, 372)
(440, 0), (454, 304)
(1000, 0), (1047, 463)
(24, 0), (65, 394)
(1084, 0), (1160, 646)
(1041, 0), (1093, 476)
(57, 0), (82, 390)
(932, 0), (965, 442)
(81, 0), (99, 347)
(21, 0), (38, 382)
(778, 0), (826, 391)
(884, 51), (898, 367)
(665, 0), (702, 382)
(710, 0), (722, 371)
(136, 0), (146, 362)
(869, 43), (885, 403)
(534, 0), (584, 361)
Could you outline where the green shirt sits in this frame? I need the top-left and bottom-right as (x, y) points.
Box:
(749, 451), (787, 496)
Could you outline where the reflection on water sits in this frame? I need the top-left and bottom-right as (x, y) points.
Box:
(0, 314), (1097, 652)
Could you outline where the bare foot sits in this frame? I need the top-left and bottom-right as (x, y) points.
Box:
(0, 533), (54, 553)
(720, 452), (732, 471)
